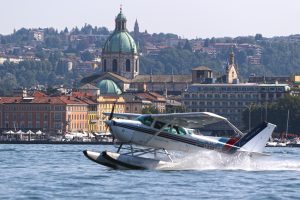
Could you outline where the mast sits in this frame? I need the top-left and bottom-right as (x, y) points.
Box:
(285, 109), (289, 141)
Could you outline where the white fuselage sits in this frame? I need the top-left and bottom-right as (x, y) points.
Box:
(109, 119), (225, 153)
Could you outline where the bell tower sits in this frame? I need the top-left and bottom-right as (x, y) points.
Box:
(226, 49), (238, 84)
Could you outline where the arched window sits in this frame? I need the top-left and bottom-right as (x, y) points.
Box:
(112, 59), (118, 72)
(103, 59), (107, 72)
(126, 59), (130, 72)
(135, 59), (138, 72)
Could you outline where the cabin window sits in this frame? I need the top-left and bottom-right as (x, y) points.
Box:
(177, 127), (187, 135)
(137, 115), (153, 126)
(154, 121), (166, 129)
(163, 125), (187, 135)
(163, 125), (177, 134)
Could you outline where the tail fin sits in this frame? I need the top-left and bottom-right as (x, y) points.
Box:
(233, 122), (276, 153)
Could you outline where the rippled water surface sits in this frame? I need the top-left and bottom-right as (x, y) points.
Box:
(0, 144), (299, 199)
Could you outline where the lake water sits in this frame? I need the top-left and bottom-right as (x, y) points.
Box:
(0, 144), (299, 200)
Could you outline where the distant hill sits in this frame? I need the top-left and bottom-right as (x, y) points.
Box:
(1, 25), (300, 95)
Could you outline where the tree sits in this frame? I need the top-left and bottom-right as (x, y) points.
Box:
(242, 96), (300, 135)
(204, 38), (210, 47)
(81, 51), (95, 61)
(255, 33), (263, 41)
(142, 106), (159, 114)
(64, 27), (69, 34)
(183, 40), (192, 51)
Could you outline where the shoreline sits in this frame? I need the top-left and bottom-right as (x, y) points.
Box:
(0, 141), (115, 145)
(0, 141), (299, 147)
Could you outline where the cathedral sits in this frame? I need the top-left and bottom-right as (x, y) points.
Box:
(81, 9), (239, 96)
(81, 8), (192, 95)
(101, 8), (139, 80)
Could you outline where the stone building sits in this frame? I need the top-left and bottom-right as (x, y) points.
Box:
(0, 95), (92, 134)
(101, 8), (139, 80)
(182, 83), (290, 130)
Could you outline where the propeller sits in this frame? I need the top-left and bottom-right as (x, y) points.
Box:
(105, 102), (116, 142)
(109, 102), (116, 120)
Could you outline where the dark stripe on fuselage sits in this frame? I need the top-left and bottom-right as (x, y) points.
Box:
(113, 122), (223, 151)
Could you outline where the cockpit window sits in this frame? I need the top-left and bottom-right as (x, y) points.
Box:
(137, 115), (154, 126)
(187, 129), (194, 135)
(163, 126), (178, 134)
(154, 121), (166, 129)
(163, 125), (187, 135)
(178, 127), (187, 135)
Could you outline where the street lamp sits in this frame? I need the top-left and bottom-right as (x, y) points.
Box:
(244, 104), (253, 132)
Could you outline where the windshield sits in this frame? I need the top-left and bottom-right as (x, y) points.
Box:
(136, 115), (154, 126)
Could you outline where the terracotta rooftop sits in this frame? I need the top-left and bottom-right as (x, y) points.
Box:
(0, 96), (64, 104)
(58, 96), (88, 105)
(0, 96), (89, 105)
(134, 92), (166, 102)
(32, 91), (48, 97)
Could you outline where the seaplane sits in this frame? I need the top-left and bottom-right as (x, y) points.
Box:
(83, 107), (276, 170)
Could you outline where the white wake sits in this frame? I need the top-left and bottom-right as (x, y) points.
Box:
(157, 150), (300, 171)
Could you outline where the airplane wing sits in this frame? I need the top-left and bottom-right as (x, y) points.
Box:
(103, 112), (141, 120)
(149, 112), (227, 129)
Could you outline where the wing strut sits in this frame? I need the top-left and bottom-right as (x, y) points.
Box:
(225, 119), (244, 136)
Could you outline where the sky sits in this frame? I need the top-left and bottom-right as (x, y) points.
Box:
(1, 0), (300, 39)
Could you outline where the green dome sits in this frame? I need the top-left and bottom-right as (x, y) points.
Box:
(103, 31), (137, 53)
(116, 12), (126, 21)
(103, 10), (137, 54)
(97, 79), (122, 95)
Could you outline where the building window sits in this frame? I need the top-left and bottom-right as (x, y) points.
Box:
(28, 113), (32, 121)
(135, 60), (138, 72)
(103, 59), (107, 72)
(36, 121), (40, 128)
(44, 121), (48, 129)
(112, 59), (118, 72)
(36, 114), (40, 121)
(126, 59), (130, 72)
(54, 122), (61, 130)
(55, 113), (62, 121)
(44, 113), (48, 121)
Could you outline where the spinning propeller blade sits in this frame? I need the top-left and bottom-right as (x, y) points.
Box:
(108, 102), (116, 120)
(105, 102), (116, 142)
